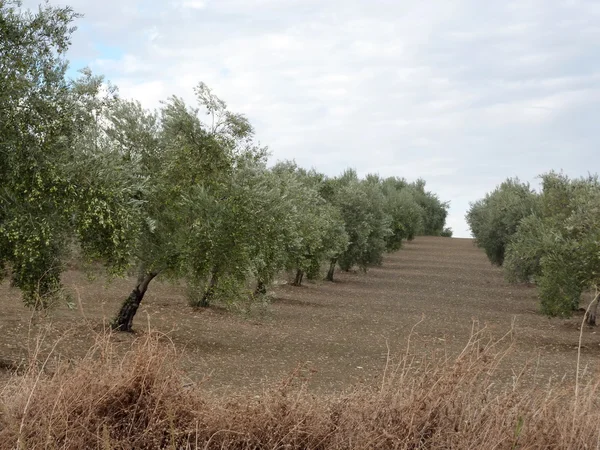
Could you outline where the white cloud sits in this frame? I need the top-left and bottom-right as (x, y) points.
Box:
(180, 0), (206, 9)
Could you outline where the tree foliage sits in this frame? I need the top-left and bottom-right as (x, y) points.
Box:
(440, 227), (453, 238)
(469, 172), (600, 323)
(327, 170), (389, 272)
(271, 162), (349, 285)
(407, 179), (449, 236)
(107, 85), (266, 328)
(380, 177), (424, 250)
(508, 174), (600, 319)
(0, 2), (139, 307)
(466, 178), (538, 265)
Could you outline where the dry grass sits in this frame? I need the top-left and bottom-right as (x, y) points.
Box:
(1, 324), (599, 450)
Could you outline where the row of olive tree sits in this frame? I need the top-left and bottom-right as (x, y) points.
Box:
(102, 92), (450, 330)
(466, 173), (600, 324)
(1, 1), (450, 331)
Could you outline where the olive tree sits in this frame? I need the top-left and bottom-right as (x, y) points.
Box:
(502, 214), (552, 284)
(407, 179), (449, 236)
(380, 177), (424, 250)
(271, 162), (348, 286)
(0, 2), (139, 308)
(108, 84), (260, 330)
(539, 179), (600, 324)
(466, 178), (538, 266)
(504, 173), (600, 324)
(323, 170), (391, 279)
(183, 155), (287, 308)
(248, 167), (302, 295)
(106, 91), (352, 329)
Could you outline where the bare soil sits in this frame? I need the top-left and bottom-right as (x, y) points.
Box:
(1, 237), (598, 393)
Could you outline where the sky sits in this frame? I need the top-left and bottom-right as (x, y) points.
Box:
(23, 0), (600, 237)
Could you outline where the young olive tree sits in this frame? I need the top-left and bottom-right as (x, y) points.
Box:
(0, 2), (140, 308)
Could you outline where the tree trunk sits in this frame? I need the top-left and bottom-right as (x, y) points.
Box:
(292, 269), (304, 286)
(586, 296), (599, 326)
(200, 269), (219, 307)
(254, 279), (267, 296)
(112, 270), (159, 332)
(326, 259), (337, 282)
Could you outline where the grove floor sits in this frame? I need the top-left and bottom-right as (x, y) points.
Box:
(1, 237), (598, 392)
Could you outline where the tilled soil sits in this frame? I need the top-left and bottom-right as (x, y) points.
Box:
(1, 237), (598, 392)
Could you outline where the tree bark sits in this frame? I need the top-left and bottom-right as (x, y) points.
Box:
(254, 279), (267, 296)
(292, 269), (304, 286)
(112, 270), (159, 332)
(326, 259), (337, 282)
(200, 268), (219, 307)
(586, 296), (599, 326)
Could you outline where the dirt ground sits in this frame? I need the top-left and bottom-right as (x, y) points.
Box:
(1, 236), (598, 393)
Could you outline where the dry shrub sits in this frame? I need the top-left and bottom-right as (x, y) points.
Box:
(1, 326), (600, 449)
(0, 331), (200, 449)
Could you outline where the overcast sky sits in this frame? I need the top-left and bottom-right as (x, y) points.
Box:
(25, 0), (600, 237)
